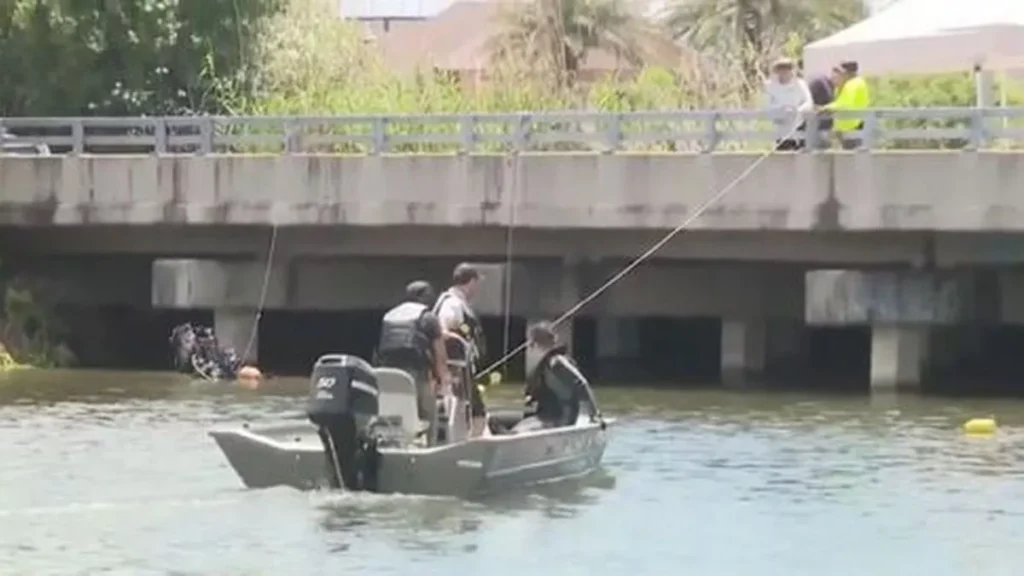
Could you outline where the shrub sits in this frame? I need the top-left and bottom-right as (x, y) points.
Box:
(215, 0), (1022, 152)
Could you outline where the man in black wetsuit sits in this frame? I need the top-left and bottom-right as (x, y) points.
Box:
(375, 280), (449, 445)
(521, 322), (599, 431)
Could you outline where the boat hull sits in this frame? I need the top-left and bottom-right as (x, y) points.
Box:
(209, 416), (613, 497)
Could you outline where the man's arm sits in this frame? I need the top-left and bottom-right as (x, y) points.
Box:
(763, 82), (777, 108)
(551, 355), (600, 418)
(432, 338), (448, 389)
(822, 84), (852, 111)
(421, 313), (449, 393)
(797, 79), (814, 113)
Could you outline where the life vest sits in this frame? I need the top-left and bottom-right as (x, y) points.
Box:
(375, 301), (432, 369)
(433, 288), (487, 360)
(524, 344), (589, 427)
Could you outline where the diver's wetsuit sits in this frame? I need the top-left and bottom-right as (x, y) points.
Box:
(522, 344), (597, 430)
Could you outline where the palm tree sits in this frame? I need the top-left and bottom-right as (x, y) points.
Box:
(661, 0), (866, 82)
(489, 0), (680, 88)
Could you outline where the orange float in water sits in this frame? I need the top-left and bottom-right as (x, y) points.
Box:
(236, 365), (263, 389)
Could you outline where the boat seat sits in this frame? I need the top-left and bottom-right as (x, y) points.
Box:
(373, 367), (430, 441)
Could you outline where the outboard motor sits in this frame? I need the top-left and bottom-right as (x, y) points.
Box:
(306, 354), (381, 491)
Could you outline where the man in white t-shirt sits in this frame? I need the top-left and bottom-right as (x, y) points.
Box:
(764, 58), (813, 151)
(433, 262), (488, 437)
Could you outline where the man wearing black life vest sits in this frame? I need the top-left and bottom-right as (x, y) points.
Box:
(434, 263), (489, 437)
(375, 280), (449, 445)
(522, 322), (599, 430)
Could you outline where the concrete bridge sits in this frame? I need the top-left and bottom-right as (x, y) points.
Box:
(4, 110), (1024, 389)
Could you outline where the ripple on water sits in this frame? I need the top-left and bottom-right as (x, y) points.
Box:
(2, 380), (1024, 574)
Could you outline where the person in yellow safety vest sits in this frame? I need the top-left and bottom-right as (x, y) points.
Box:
(819, 61), (870, 150)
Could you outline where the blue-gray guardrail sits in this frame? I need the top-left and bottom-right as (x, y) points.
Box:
(0, 108), (1020, 155)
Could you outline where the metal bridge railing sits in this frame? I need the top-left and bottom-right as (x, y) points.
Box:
(1, 108), (1023, 155)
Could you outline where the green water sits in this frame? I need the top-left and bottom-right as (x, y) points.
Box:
(1, 370), (1022, 575)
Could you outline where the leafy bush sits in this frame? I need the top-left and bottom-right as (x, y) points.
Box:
(4, 0), (1016, 151)
(871, 73), (1024, 149)
(209, 0), (1022, 152)
(0, 262), (74, 368)
(0, 0), (279, 116)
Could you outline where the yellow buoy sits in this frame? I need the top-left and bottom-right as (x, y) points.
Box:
(963, 417), (997, 435)
(236, 365), (263, 390)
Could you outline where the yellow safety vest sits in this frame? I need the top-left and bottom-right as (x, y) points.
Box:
(826, 76), (870, 133)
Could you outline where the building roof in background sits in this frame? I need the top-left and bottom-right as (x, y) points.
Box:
(346, 0), (662, 21)
(338, 0), (456, 20)
(375, 1), (500, 71)
(372, 0), (688, 73)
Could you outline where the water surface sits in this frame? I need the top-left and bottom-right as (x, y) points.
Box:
(1, 370), (1022, 575)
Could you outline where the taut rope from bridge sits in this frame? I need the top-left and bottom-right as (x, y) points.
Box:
(474, 123), (804, 380)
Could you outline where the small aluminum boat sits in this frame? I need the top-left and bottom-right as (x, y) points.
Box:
(210, 351), (612, 497)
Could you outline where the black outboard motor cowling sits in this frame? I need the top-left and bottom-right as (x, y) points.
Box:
(306, 354), (381, 491)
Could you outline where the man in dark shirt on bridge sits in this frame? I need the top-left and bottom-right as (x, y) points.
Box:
(798, 60), (835, 147)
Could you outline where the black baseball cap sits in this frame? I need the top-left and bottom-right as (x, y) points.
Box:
(452, 262), (482, 286)
(405, 280), (435, 304)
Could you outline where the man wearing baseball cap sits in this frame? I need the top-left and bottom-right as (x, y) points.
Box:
(765, 57), (813, 150)
(433, 262), (489, 437)
(375, 280), (449, 445)
(820, 60), (870, 150)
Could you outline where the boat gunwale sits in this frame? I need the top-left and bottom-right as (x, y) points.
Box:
(208, 416), (615, 456)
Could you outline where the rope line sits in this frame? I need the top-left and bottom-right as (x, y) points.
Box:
(475, 127), (801, 380)
(500, 153), (519, 378)
(239, 224), (279, 366)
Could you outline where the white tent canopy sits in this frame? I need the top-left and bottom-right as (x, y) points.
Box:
(803, 0), (1024, 76)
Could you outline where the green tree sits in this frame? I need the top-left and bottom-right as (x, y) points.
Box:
(661, 0), (866, 82)
(0, 261), (71, 368)
(0, 0), (279, 116)
(488, 0), (678, 88)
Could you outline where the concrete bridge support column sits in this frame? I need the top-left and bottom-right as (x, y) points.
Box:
(596, 317), (641, 380)
(520, 257), (584, 374)
(806, 269), (989, 392)
(766, 320), (804, 376)
(721, 319), (766, 385)
(870, 326), (929, 390)
(720, 319), (804, 384)
(152, 258), (288, 367)
(215, 309), (259, 364)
